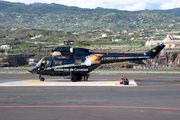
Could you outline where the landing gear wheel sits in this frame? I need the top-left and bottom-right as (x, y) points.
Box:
(77, 76), (82, 81)
(71, 75), (82, 82)
(71, 76), (77, 82)
(40, 77), (45, 81)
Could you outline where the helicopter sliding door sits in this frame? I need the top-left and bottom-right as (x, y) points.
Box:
(73, 49), (87, 77)
(53, 59), (64, 76)
(74, 59), (82, 66)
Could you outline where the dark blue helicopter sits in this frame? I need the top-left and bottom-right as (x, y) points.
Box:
(28, 41), (165, 82)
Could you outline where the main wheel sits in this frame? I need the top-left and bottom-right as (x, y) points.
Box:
(77, 76), (82, 81)
(40, 77), (45, 81)
(71, 76), (77, 82)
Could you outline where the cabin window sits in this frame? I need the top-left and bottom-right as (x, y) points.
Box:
(54, 60), (62, 66)
(74, 59), (81, 65)
(61, 52), (72, 56)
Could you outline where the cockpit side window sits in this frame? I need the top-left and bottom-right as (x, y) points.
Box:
(40, 59), (52, 70)
(45, 60), (52, 67)
(37, 59), (43, 67)
(40, 60), (47, 70)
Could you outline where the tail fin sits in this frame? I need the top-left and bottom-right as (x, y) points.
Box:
(144, 43), (165, 58)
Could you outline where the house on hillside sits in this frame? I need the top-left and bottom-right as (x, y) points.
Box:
(31, 34), (43, 40)
(123, 30), (128, 34)
(1, 45), (10, 49)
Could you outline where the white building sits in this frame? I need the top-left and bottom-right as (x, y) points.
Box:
(0, 45), (10, 49)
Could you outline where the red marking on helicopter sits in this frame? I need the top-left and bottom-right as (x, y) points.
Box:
(94, 54), (103, 61)
(90, 54), (103, 61)
(120, 55), (126, 57)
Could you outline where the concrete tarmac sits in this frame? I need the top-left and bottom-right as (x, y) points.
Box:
(0, 72), (180, 120)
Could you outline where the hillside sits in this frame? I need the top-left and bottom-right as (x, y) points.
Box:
(1, 1), (180, 31)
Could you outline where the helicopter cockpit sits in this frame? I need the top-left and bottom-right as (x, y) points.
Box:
(27, 56), (53, 73)
(37, 57), (53, 70)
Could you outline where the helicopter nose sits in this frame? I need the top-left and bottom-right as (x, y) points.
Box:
(28, 68), (33, 73)
(28, 66), (38, 73)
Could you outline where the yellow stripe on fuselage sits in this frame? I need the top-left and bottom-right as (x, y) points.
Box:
(90, 54), (103, 61)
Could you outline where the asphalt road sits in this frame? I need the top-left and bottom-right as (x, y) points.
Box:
(0, 72), (180, 120)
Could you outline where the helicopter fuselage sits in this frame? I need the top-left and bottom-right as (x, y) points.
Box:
(28, 43), (165, 82)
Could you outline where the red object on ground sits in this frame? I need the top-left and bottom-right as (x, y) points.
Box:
(119, 77), (129, 85)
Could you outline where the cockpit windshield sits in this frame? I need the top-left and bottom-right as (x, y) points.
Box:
(45, 59), (52, 67)
(36, 58), (43, 67)
(36, 57), (52, 69)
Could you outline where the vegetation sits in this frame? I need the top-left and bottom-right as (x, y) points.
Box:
(158, 66), (180, 70)
(1, 1), (180, 31)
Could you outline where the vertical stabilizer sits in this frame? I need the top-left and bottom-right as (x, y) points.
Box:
(144, 43), (165, 58)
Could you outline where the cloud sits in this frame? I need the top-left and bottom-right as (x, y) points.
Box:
(118, 2), (147, 11)
(160, 0), (180, 9)
(4, 0), (180, 11)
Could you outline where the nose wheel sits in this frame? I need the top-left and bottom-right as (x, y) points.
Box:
(40, 77), (45, 81)
(39, 75), (45, 81)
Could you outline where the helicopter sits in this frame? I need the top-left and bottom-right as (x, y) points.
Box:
(28, 39), (165, 82)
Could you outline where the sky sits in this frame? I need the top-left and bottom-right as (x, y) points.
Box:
(2, 0), (180, 11)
